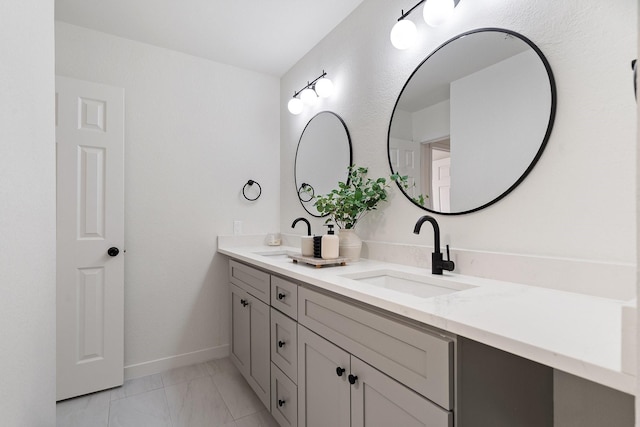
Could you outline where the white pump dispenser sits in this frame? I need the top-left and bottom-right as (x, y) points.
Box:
(321, 224), (339, 260)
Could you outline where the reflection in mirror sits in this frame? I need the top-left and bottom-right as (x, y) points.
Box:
(388, 28), (556, 215)
(295, 111), (352, 217)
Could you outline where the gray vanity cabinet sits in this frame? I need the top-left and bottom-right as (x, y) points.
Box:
(229, 262), (271, 410)
(298, 325), (451, 427)
(228, 259), (454, 427)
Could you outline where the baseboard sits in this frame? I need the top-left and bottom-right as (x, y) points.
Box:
(123, 344), (230, 380)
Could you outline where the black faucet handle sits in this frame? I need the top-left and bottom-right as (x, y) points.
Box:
(443, 244), (455, 272)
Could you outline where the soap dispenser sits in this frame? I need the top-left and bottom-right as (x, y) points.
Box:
(321, 224), (339, 260)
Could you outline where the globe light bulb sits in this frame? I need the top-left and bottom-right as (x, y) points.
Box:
(423, 0), (455, 27)
(390, 19), (417, 50)
(287, 97), (303, 115)
(314, 77), (334, 98)
(300, 88), (318, 106)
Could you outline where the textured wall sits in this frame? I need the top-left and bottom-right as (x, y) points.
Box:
(0, 1), (56, 424)
(280, 0), (637, 297)
(56, 23), (281, 372)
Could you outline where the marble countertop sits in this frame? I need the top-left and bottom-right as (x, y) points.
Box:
(218, 240), (635, 395)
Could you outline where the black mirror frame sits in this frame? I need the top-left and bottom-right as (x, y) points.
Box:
(387, 27), (557, 215)
(295, 111), (353, 217)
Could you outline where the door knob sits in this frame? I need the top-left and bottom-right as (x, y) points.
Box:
(336, 367), (345, 377)
(348, 374), (358, 385)
(107, 247), (120, 257)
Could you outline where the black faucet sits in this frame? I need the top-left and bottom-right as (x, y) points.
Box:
(413, 215), (455, 275)
(291, 217), (312, 236)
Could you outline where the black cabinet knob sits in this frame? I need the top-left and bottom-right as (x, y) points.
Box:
(107, 247), (120, 257)
(240, 299), (249, 307)
(348, 374), (358, 385)
(278, 293), (286, 300)
(278, 399), (285, 407)
(336, 367), (345, 377)
(278, 340), (285, 348)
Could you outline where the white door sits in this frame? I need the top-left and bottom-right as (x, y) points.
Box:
(389, 137), (421, 197)
(56, 76), (125, 401)
(432, 157), (451, 212)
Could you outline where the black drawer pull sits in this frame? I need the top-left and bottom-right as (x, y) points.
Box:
(348, 374), (358, 385)
(240, 299), (249, 307)
(278, 399), (285, 407)
(278, 340), (286, 348)
(278, 292), (286, 300)
(336, 367), (345, 377)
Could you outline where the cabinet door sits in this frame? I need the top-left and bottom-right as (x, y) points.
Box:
(230, 283), (250, 375)
(230, 283), (271, 410)
(350, 357), (452, 427)
(249, 294), (271, 409)
(298, 325), (350, 427)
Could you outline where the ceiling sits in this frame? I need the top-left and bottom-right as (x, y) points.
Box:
(55, 0), (365, 77)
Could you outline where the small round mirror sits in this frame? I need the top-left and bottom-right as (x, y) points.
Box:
(388, 28), (556, 214)
(295, 111), (352, 217)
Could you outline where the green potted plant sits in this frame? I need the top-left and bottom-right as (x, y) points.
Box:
(314, 165), (419, 261)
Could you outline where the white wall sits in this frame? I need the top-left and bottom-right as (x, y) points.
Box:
(412, 99), (450, 143)
(0, 1), (56, 424)
(56, 23), (280, 374)
(280, 0), (636, 299)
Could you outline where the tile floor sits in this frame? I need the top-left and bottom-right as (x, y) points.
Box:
(56, 358), (279, 427)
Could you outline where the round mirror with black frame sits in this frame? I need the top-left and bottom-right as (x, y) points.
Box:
(295, 111), (353, 217)
(388, 28), (556, 215)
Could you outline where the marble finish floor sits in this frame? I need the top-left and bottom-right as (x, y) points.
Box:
(56, 358), (279, 427)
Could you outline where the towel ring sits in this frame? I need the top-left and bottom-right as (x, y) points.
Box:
(298, 183), (315, 202)
(243, 180), (262, 201)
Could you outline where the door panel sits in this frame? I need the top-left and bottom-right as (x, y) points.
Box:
(432, 157), (451, 212)
(298, 325), (350, 427)
(56, 76), (125, 401)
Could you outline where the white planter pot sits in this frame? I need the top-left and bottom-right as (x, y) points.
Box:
(338, 229), (362, 262)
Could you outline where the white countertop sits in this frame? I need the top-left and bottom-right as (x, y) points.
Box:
(218, 242), (635, 395)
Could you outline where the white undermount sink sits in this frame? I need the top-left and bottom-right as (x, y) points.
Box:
(252, 250), (291, 260)
(340, 269), (475, 299)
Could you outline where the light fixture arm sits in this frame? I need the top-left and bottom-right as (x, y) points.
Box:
(397, 0), (426, 21)
(292, 71), (328, 98)
(396, 0), (460, 21)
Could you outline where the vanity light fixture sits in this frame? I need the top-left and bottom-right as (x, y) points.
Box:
(287, 71), (333, 115)
(390, 0), (460, 50)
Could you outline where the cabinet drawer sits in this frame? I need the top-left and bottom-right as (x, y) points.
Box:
(271, 363), (298, 427)
(298, 287), (453, 410)
(229, 260), (270, 304)
(271, 308), (297, 383)
(271, 276), (298, 320)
